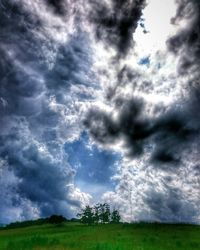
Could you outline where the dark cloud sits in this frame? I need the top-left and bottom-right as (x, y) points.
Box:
(0, 126), (77, 217)
(45, 0), (66, 16)
(144, 186), (198, 222)
(45, 32), (92, 100)
(151, 109), (198, 165)
(87, 0), (200, 223)
(106, 66), (153, 104)
(0, 0), (92, 223)
(117, 66), (139, 84)
(85, 0), (200, 163)
(1, 0), (199, 224)
(89, 0), (146, 56)
(84, 108), (120, 145)
(85, 92), (200, 166)
(105, 66), (141, 101)
(167, 0), (200, 76)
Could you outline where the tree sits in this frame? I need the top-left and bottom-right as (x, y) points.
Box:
(103, 203), (111, 223)
(111, 209), (121, 223)
(77, 205), (94, 225)
(98, 203), (105, 223)
(97, 203), (110, 223)
(48, 215), (67, 224)
(77, 203), (120, 225)
(94, 204), (100, 224)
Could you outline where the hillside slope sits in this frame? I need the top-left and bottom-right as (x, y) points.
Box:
(0, 222), (200, 250)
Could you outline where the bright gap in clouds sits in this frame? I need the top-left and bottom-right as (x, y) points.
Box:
(134, 0), (177, 59)
(65, 133), (121, 202)
(128, 0), (182, 107)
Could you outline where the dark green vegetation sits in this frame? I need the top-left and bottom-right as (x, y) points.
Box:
(77, 203), (120, 224)
(0, 222), (200, 250)
(5, 215), (68, 229)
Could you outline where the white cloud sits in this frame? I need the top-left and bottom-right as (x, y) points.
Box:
(0, 0), (199, 224)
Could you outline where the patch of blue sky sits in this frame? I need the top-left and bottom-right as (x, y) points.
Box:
(138, 56), (151, 67)
(65, 132), (121, 191)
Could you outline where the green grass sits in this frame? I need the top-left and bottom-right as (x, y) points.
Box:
(0, 222), (200, 250)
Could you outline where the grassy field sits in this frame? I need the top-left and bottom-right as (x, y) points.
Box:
(0, 222), (200, 250)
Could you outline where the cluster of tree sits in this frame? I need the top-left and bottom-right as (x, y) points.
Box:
(77, 203), (121, 225)
(5, 215), (67, 229)
(4, 204), (121, 229)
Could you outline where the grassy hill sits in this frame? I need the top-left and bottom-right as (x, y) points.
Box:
(0, 222), (200, 250)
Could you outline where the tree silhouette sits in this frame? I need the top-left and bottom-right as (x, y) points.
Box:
(77, 205), (94, 225)
(111, 209), (121, 223)
(48, 215), (67, 224)
(98, 203), (105, 223)
(104, 203), (111, 223)
(94, 204), (100, 224)
(77, 203), (120, 225)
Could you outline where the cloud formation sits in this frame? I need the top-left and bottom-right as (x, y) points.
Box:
(84, 0), (200, 223)
(0, 0), (199, 224)
(84, 95), (199, 166)
(0, 0), (92, 223)
(89, 0), (146, 56)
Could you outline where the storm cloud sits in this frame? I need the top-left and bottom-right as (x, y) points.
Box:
(84, 95), (199, 166)
(84, 0), (200, 222)
(0, 0), (92, 223)
(89, 0), (146, 56)
(0, 0), (199, 224)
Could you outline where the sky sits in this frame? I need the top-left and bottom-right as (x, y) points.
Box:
(0, 0), (200, 224)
